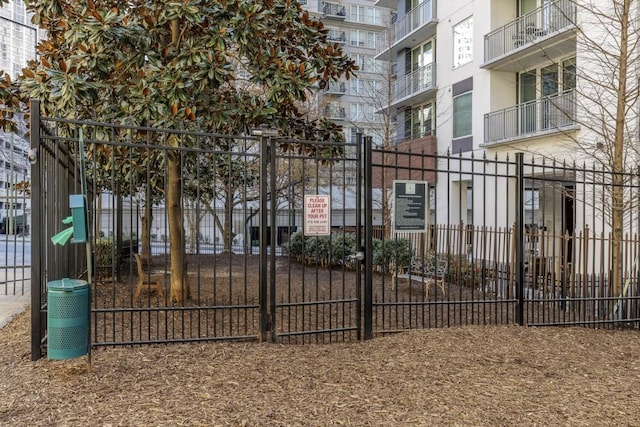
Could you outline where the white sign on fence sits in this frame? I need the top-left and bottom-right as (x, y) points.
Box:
(304, 195), (331, 236)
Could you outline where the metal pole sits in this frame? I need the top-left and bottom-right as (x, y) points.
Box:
(355, 132), (362, 340)
(78, 128), (93, 368)
(30, 99), (42, 360)
(364, 135), (373, 339)
(259, 135), (269, 342)
(515, 152), (525, 325)
(269, 136), (277, 343)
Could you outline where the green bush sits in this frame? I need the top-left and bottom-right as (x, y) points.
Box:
(285, 231), (357, 268)
(372, 238), (413, 273)
(330, 232), (357, 266)
(304, 235), (332, 267)
(94, 237), (116, 278)
(94, 238), (115, 266)
(286, 231), (413, 272)
(285, 231), (305, 262)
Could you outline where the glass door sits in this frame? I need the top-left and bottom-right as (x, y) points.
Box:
(520, 71), (537, 134)
(411, 102), (434, 138)
(411, 40), (433, 93)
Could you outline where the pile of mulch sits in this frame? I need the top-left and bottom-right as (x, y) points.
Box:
(2, 310), (640, 426)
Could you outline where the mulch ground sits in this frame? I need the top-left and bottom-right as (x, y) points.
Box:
(2, 307), (640, 426)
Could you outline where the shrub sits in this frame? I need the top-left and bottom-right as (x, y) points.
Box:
(285, 231), (305, 262)
(444, 254), (483, 288)
(372, 238), (414, 273)
(285, 231), (357, 268)
(304, 235), (332, 267)
(285, 232), (413, 272)
(330, 232), (357, 266)
(94, 237), (115, 278)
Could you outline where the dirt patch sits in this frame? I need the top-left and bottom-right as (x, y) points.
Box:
(3, 309), (640, 426)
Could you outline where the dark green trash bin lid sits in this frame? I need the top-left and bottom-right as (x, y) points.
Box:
(48, 278), (89, 291)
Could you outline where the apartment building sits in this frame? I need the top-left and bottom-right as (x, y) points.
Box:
(374, 0), (636, 234)
(0, 0), (37, 233)
(302, 0), (394, 184)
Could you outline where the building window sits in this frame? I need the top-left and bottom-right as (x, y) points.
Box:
(350, 79), (365, 95)
(353, 54), (381, 73)
(453, 92), (472, 139)
(453, 16), (473, 68)
(350, 5), (382, 25)
(518, 56), (576, 103)
(350, 78), (381, 96)
(350, 30), (376, 49)
(349, 103), (375, 122)
(411, 102), (435, 138)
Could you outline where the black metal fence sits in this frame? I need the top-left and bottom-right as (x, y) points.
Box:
(1, 126), (31, 297)
(30, 105), (640, 359)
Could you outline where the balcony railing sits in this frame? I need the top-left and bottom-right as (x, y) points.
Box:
(322, 2), (346, 19)
(324, 106), (346, 120)
(327, 30), (347, 43)
(484, 0), (576, 63)
(484, 89), (576, 143)
(376, 0), (434, 55)
(324, 82), (346, 95)
(391, 63), (435, 104)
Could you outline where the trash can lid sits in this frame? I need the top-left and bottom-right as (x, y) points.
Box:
(47, 278), (89, 291)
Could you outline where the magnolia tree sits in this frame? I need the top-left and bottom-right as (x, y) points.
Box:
(5, 0), (357, 302)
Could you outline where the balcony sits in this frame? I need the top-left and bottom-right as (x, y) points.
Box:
(484, 89), (578, 145)
(375, 0), (436, 61)
(374, 0), (397, 8)
(483, 0), (576, 72)
(322, 2), (346, 20)
(327, 30), (347, 44)
(383, 63), (436, 112)
(324, 105), (347, 120)
(324, 82), (346, 96)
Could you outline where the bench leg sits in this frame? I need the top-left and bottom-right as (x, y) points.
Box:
(134, 278), (163, 300)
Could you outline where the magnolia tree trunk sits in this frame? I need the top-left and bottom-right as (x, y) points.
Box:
(222, 186), (234, 253)
(167, 141), (189, 303)
(140, 205), (152, 266)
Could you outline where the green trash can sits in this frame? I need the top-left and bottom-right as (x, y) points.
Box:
(47, 278), (89, 360)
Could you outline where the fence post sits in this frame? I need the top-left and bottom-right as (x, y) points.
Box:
(515, 152), (525, 325)
(355, 133), (362, 340)
(269, 136), (277, 343)
(364, 135), (373, 340)
(259, 134), (269, 342)
(30, 99), (43, 360)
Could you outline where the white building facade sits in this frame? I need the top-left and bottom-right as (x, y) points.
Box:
(375, 0), (640, 225)
(372, 0), (640, 275)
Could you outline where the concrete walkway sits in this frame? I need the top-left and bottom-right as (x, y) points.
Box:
(0, 291), (30, 329)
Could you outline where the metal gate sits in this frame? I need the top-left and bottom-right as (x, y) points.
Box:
(262, 133), (365, 343)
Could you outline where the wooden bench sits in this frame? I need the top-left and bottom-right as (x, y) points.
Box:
(393, 256), (448, 299)
(133, 253), (166, 300)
